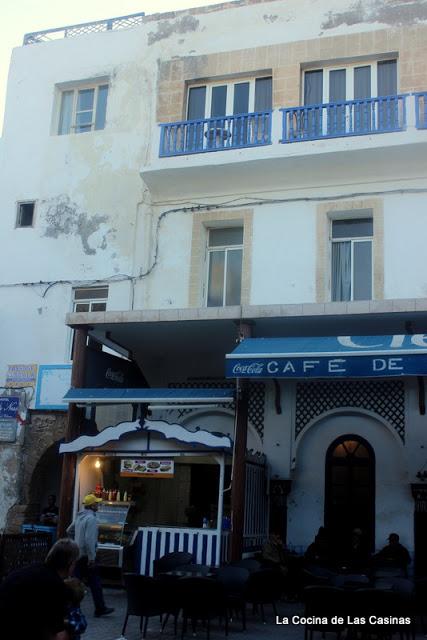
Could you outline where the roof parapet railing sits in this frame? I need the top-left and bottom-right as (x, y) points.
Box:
(23, 12), (145, 45)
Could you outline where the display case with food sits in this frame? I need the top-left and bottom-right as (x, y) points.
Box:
(96, 501), (134, 568)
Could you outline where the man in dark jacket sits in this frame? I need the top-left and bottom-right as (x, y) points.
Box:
(374, 533), (411, 575)
(0, 537), (79, 639)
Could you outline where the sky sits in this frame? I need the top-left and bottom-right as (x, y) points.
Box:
(0, 0), (217, 133)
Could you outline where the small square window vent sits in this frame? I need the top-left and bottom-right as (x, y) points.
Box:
(16, 202), (35, 227)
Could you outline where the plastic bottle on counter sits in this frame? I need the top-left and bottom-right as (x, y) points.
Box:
(202, 517), (209, 529)
(123, 491), (128, 502)
(108, 490), (113, 502)
(116, 490), (121, 502)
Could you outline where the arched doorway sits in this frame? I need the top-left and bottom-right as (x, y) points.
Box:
(325, 434), (375, 553)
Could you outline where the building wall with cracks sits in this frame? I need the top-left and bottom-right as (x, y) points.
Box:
(1, 0), (427, 532)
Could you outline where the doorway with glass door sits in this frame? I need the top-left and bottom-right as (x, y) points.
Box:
(324, 435), (375, 561)
(186, 77), (272, 151)
(304, 59), (397, 138)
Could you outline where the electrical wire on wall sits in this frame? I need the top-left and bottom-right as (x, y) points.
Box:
(1, 186), (427, 297)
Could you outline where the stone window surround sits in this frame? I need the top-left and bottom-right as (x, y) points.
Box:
(189, 208), (253, 308)
(315, 198), (384, 303)
(156, 24), (426, 124)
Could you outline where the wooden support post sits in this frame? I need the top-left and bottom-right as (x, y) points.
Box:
(57, 327), (88, 537)
(230, 381), (249, 562)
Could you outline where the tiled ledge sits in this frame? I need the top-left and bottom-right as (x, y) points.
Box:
(66, 297), (427, 326)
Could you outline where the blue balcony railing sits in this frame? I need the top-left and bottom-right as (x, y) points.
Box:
(159, 111), (272, 157)
(415, 92), (427, 129)
(280, 95), (407, 143)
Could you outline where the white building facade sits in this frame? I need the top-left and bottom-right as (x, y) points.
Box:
(1, 0), (427, 572)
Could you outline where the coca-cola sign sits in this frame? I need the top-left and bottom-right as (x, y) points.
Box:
(232, 362), (264, 375)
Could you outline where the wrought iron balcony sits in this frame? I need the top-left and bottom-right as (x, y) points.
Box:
(280, 94), (407, 143)
(415, 92), (427, 129)
(159, 111), (272, 157)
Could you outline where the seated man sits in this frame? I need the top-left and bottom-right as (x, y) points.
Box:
(0, 538), (79, 639)
(374, 533), (411, 575)
(40, 493), (59, 526)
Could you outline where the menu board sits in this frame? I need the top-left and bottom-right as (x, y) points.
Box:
(120, 458), (174, 478)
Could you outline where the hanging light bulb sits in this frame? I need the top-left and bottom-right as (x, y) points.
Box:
(95, 458), (101, 469)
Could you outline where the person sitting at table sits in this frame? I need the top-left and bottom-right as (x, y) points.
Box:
(262, 531), (289, 576)
(305, 527), (333, 567)
(40, 494), (59, 526)
(346, 527), (371, 571)
(373, 533), (411, 575)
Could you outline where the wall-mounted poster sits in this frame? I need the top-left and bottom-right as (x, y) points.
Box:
(35, 365), (72, 410)
(120, 459), (174, 479)
(5, 364), (38, 389)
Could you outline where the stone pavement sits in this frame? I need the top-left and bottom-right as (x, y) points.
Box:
(81, 588), (305, 640)
(81, 588), (425, 640)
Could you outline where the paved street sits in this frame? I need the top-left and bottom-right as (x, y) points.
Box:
(82, 588), (306, 640)
(81, 588), (425, 640)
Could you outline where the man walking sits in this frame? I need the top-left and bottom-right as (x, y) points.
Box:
(67, 493), (114, 617)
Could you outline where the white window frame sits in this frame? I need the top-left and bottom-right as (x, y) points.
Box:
(205, 229), (243, 307)
(69, 286), (109, 359)
(187, 76), (271, 119)
(72, 286), (109, 313)
(303, 59), (397, 104)
(330, 219), (373, 302)
(57, 81), (109, 135)
(15, 200), (36, 228)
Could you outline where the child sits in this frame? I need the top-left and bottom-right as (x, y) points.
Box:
(64, 577), (88, 639)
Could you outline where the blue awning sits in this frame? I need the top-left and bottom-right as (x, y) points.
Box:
(226, 335), (427, 379)
(63, 387), (235, 404)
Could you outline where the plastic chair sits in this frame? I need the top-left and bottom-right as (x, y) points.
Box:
(303, 586), (347, 640)
(352, 588), (415, 640)
(178, 576), (228, 639)
(216, 566), (250, 630)
(152, 551), (193, 577)
(122, 573), (176, 638)
(244, 568), (282, 623)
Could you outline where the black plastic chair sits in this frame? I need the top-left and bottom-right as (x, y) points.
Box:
(178, 576), (228, 639)
(216, 566), (250, 630)
(122, 573), (176, 638)
(153, 551), (193, 577)
(352, 588), (415, 640)
(303, 585), (347, 640)
(244, 568), (282, 623)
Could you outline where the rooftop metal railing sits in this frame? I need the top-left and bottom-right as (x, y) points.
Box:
(23, 12), (145, 45)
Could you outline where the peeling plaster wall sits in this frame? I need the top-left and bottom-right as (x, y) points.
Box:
(1, 0), (427, 531)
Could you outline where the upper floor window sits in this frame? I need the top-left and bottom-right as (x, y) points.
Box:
(73, 286), (109, 312)
(16, 201), (35, 227)
(304, 59), (397, 106)
(58, 84), (108, 135)
(187, 76), (272, 120)
(331, 218), (373, 302)
(206, 228), (243, 307)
